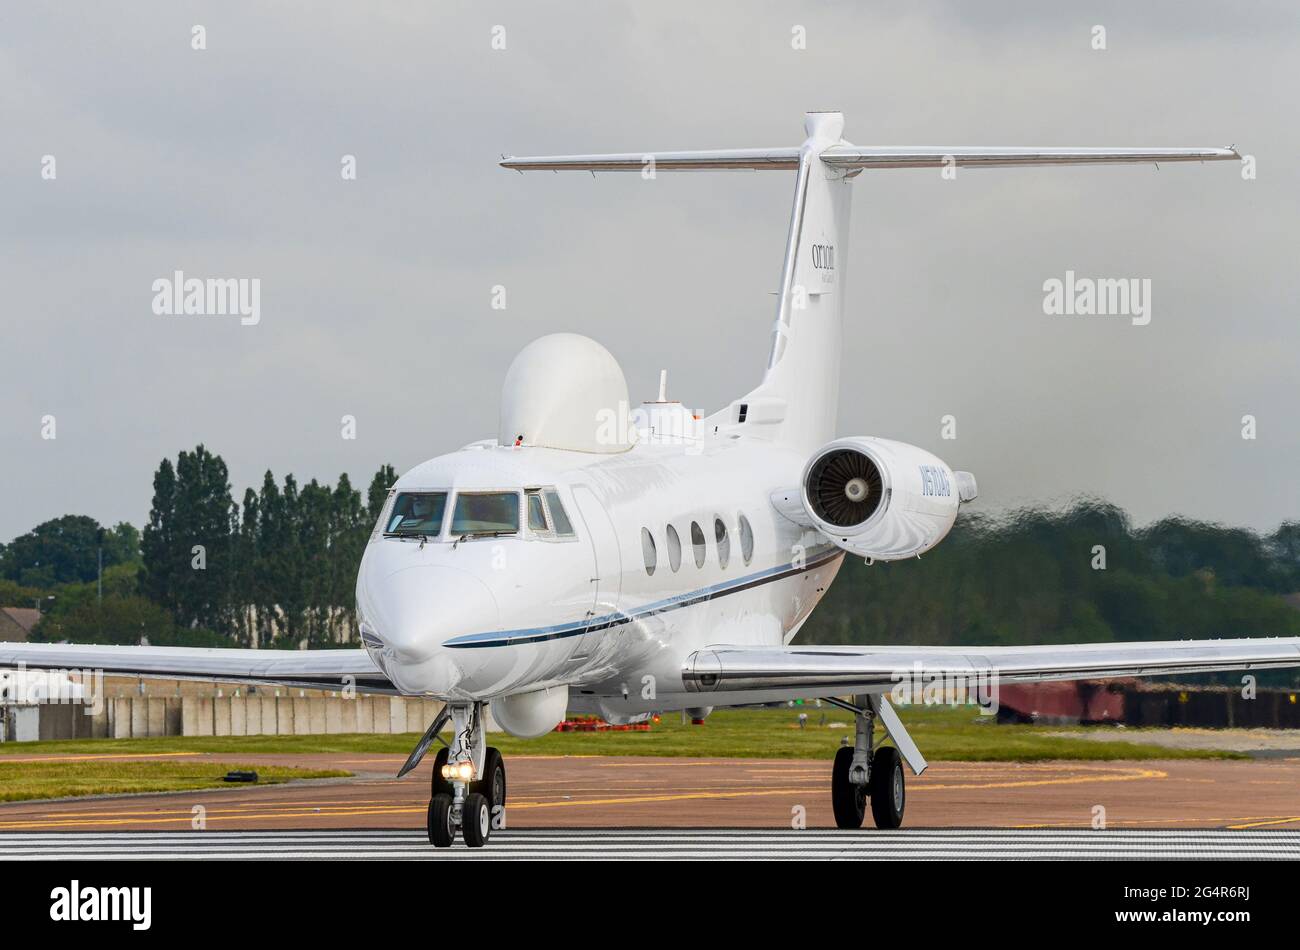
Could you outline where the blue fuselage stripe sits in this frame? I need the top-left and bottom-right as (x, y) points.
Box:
(443, 545), (842, 649)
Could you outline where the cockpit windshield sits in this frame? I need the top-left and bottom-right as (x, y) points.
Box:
(385, 492), (447, 537)
(451, 492), (520, 536)
(378, 487), (573, 543)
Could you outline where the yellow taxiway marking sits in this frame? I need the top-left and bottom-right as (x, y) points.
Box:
(595, 761), (723, 767)
(1227, 816), (1300, 829)
(916, 767), (1166, 792)
(0, 752), (201, 764)
(0, 809), (421, 831)
(0, 789), (826, 830)
(508, 788), (820, 810)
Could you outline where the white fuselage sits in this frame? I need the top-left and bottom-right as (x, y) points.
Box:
(355, 429), (844, 719)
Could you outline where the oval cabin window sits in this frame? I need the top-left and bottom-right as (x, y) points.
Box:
(690, 521), (706, 568)
(666, 524), (682, 572)
(738, 513), (754, 565)
(641, 527), (657, 576)
(714, 517), (730, 569)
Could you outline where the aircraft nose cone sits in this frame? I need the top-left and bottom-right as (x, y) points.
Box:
(372, 565), (498, 663)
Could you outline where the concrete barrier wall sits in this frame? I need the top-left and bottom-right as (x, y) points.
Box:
(165, 694), (448, 739)
(2, 693), (462, 741)
(34, 702), (107, 741)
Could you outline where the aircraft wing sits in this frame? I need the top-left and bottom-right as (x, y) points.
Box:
(0, 642), (394, 694)
(683, 637), (1300, 696)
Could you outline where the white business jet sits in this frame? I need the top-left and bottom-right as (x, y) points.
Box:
(7, 113), (1299, 849)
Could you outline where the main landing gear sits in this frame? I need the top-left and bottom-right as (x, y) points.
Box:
(827, 695), (918, 830)
(424, 702), (507, 848)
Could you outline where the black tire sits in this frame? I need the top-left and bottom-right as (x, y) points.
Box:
(462, 792), (491, 848)
(831, 746), (867, 829)
(430, 746), (452, 797)
(427, 793), (455, 847)
(473, 747), (507, 814)
(869, 746), (905, 830)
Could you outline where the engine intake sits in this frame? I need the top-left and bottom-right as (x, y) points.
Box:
(797, 437), (972, 562)
(806, 447), (886, 528)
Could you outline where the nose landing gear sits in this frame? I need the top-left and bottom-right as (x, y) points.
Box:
(425, 702), (507, 848)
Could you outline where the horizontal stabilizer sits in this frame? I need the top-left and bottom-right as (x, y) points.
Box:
(502, 146), (1238, 174)
(501, 148), (801, 172)
(821, 145), (1240, 170)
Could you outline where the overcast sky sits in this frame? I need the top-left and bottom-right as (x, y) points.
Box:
(2, 1), (1298, 543)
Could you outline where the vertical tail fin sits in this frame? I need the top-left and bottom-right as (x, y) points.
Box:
(737, 112), (853, 452)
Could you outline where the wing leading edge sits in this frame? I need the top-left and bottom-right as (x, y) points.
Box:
(683, 638), (1300, 696)
(0, 642), (394, 694)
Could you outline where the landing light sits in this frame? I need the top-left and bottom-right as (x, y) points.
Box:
(441, 762), (475, 782)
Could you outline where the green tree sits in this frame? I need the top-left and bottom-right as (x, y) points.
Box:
(102, 522), (141, 566)
(330, 473), (367, 642)
(233, 488), (259, 646)
(0, 578), (46, 609)
(140, 458), (179, 615)
(141, 446), (237, 636)
(298, 479), (333, 646)
(32, 594), (225, 647)
(253, 470), (287, 647)
(0, 516), (139, 587)
(367, 464), (397, 520)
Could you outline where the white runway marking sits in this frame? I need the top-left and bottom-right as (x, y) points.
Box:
(2, 829), (1299, 860)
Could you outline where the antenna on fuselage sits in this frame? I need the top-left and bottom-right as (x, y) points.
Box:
(657, 369), (668, 402)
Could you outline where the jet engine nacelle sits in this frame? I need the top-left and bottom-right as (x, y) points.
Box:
(795, 437), (976, 562)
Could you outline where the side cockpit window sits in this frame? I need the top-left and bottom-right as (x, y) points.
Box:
(542, 489), (576, 538)
(526, 487), (576, 541)
(369, 489), (397, 544)
(526, 491), (548, 532)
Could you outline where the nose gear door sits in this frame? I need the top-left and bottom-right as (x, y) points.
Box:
(570, 485), (621, 658)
